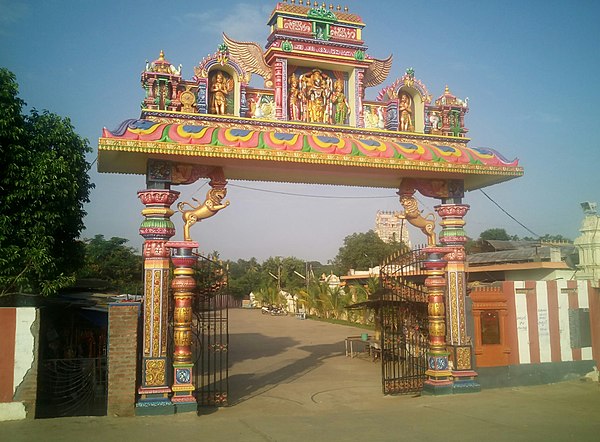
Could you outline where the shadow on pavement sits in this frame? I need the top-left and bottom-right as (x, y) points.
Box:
(227, 341), (344, 405)
(227, 332), (300, 366)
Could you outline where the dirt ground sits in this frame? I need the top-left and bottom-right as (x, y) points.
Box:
(1, 308), (599, 441)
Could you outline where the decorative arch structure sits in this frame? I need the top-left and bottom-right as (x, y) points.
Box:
(378, 72), (432, 133)
(193, 47), (250, 116)
(99, 1), (523, 412)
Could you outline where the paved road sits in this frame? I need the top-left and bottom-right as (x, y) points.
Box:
(1, 308), (599, 441)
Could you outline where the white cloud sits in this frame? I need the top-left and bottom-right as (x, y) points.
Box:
(178, 3), (272, 43)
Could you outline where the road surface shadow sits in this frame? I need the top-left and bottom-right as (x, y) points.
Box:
(227, 340), (345, 405)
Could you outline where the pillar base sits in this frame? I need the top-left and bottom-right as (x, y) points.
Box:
(452, 370), (481, 393)
(174, 402), (198, 414)
(135, 400), (175, 416)
(422, 379), (454, 395)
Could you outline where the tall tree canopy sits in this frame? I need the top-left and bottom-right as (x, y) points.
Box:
(77, 235), (143, 295)
(0, 68), (94, 295)
(332, 230), (405, 274)
(479, 228), (516, 241)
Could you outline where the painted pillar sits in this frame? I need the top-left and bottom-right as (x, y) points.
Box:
(422, 249), (453, 394)
(435, 201), (480, 392)
(274, 58), (284, 120)
(355, 68), (364, 127)
(136, 188), (179, 413)
(165, 241), (199, 412)
(240, 83), (248, 117)
(197, 78), (208, 114)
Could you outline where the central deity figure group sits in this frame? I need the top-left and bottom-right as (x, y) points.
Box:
(289, 69), (349, 125)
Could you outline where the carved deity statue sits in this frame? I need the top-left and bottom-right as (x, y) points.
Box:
(299, 69), (333, 123)
(288, 73), (302, 121)
(209, 70), (233, 115)
(399, 92), (413, 132)
(429, 110), (441, 134)
(332, 78), (350, 125)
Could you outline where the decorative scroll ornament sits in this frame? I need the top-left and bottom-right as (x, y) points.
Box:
(281, 40), (293, 52)
(216, 43), (229, 66)
(222, 33), (273, 88)
(354, 50), (365, 61)
(177, 169), (230, 241)
(404, 67), (415, 88)
(145, 359), (166, 386)
(307, 6), (337, 21)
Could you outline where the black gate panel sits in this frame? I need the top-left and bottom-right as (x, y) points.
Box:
(36, 357), (107, 418)
(36, 306), (107, 417)
(192, 255), (229, 407)
(379, 247), (429, 395)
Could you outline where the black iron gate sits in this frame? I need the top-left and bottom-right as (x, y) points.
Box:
(36, 306), (107, 418)
(192, 254), (229, 407)
(378, 246), (429, 394)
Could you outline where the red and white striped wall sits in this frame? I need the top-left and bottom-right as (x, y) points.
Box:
(0, 308), (37, 421)
(504, 280), (598, 366)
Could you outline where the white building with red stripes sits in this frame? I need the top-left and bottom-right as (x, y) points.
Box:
(471, 280), (599, 386)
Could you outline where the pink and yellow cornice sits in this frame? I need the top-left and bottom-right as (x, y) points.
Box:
(99, 118), (522, 189)
(98, 118), (523, 190)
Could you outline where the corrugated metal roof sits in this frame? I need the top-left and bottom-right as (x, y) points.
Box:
(484, 240), (539, 251)
(468, 245), (576, 265)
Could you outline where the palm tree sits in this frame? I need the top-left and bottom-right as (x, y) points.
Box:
(254, 283), (283, 307)
(321, 285), (352, 320)
(297, 282), (323, 317)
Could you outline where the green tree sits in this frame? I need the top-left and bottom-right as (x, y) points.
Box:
(332, 230), (404, 275)
(297, 283), (320, 317)
(479, 228), (516, 241)
(77, 235), (143, 294)
(0, 69), (94, 296)
(227, 257), (262, 299)
(262, 255), (307, 293)
(254, 283), (283, 307)
(320, 285), (352, 319)
(523, 234), (572, 243)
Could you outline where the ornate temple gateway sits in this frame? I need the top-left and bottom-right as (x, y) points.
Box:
(98, 1), (522, 412)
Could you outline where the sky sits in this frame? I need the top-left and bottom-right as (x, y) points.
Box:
(1, 0), (599, 264)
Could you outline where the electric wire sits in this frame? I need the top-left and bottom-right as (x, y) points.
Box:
(87, 155), (98, 171)
(479, 188), (540, 238)
(227, 182), (397, 199)
(88, 158), (542, 238)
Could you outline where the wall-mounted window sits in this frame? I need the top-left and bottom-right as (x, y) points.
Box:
(481, 310), (501, 345)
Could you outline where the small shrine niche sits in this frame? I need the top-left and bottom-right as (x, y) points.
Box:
(426, 86), (469, 137)
(141, 50), (200, 114)
(286, 68), (350, 125)
(208, 69), (234, 115)
(373, 69), (432, 134)
(141, 50), (183, 112)
(398, 90), (415, 132)
(307, 5), (337, 41)
(193, 44), (249, 117)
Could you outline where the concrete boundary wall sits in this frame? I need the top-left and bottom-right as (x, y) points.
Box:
(0, 307), (39, 421)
